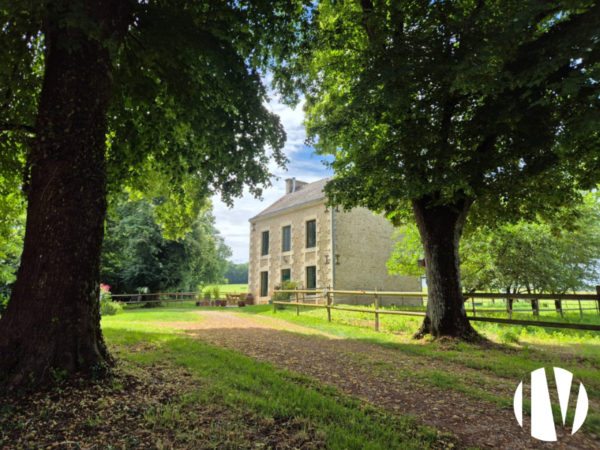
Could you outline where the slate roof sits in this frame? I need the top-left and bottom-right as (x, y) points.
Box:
(250, 178), (331, 221)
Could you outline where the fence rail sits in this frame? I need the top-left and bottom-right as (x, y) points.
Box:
(272, 288), (600, 332)
(111, 290), (248, 305)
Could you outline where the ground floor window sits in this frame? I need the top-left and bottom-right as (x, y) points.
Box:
(306, 266), (316, 289)
(260, 271), (268, 297)
(281, 268), (291, 284)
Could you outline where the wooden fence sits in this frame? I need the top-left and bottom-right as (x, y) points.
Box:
(272, 288), (600, 332)
(112, 291), (201, 304)
(111, 291), (249, 305)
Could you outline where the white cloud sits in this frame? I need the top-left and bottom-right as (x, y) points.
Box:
(212, 95), (331, 263)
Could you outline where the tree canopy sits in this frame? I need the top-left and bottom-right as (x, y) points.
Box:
(0, 0), (310, 388)
(389, 192), (600, 294)
(224, 262), (249, 285)
(101, 198), (230, 294)
(301, 0), (600, 338)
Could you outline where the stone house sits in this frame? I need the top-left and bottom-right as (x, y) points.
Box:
(248, 177), (421, 305)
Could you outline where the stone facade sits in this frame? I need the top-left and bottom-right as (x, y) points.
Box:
(248, 178), (421, 305)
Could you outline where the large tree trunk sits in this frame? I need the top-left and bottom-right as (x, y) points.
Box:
(412, 196), (480, 340)
(0, 1), (130, 390)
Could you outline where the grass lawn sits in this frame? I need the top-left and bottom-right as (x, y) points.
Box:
(99, 308), (447, 449)
(237, 304), (600, 434)
(215, 283), (248, 294)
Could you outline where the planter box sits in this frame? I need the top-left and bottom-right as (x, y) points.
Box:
(238, 301), (245, 307)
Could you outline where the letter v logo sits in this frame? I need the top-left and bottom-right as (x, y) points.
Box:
(513, 367), (589, 441)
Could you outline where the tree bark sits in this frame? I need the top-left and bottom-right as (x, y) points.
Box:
(0, 1), (130, 390)
(412, 196), (480, 340)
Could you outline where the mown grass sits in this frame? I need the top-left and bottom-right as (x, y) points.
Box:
(215, 283), (249, 294)
(238, 304), (600, 434)
(101, 309), (447, 449)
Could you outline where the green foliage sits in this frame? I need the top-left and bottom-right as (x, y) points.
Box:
(0, 294), (8, 316)
(202, 288), (212, 299)
(99, 284), (122, 316)
(273, 280), (299, 304)
(211, 285), (220, 300)
(0, 0), (312, 288)
(302, 1), (600, 222)
(101, 197), (231, 294)
(389, 193), (600, 293)
(224, 262), (249, 284)
(100, 298), (122, 316)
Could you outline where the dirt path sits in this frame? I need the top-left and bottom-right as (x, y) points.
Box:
(157, 311), (597, 449)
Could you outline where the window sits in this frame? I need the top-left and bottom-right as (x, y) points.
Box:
(260, 271), (269, 297)
(281, 268), (291, 283)
(306, 266), (316, 289)
(306, 220), (316, 248)
(261, 231), (269, 255)
(282, 225), (291, 252)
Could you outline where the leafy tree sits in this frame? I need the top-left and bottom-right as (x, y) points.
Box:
(389, 193), (600, 298)
(101, 198), (231, 294)
(302, 1), (600, 339)
(0, 0), (309, 388)
(224, 262), (250, 284)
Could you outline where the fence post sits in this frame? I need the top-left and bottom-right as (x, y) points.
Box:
(326, 287), (332, 322)
(532, 299), (539, 318)
(578, 298), (584, 319)
(374, 288), (379, 332)
(506, 295), (513, 320)
(555, 298), (564, 318)
(295, 287), (299, 316)
(471, 297), (476, 317)
(596, 286), (600, 315)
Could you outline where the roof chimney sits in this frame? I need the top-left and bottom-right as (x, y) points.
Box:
(285, 177), (308, 194)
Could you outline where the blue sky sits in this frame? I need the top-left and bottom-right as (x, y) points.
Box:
(211, 95), (333, 263)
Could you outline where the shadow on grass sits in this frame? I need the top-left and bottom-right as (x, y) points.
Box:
(102, 325), (446, 450)
(104, 320), (600, 444)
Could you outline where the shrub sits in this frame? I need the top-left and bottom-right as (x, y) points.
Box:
(203, 288), (212, 299)
(270, 280), (298, 310)
(0, 293), (8, 315)
(100, 283), (122, 316)
(211, 285), (221, 300)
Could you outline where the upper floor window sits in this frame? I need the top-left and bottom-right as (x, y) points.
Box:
(261, 231), (269, 255)
(306, 220), (316, 248)
(282, 225), (291, 252)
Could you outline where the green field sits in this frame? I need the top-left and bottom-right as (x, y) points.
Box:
(214, 283), (248, 294)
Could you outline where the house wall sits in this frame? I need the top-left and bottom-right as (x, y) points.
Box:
(248, 200), (333, 303)
(333, 207), (422, 306)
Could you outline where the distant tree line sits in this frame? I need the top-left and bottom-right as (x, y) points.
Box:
(224, 262), (249, 284)
(101, 198), (231, 294)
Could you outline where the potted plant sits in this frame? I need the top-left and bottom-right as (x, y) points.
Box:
(203, 288), (212, 306)
(238, 294), (246, 307)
